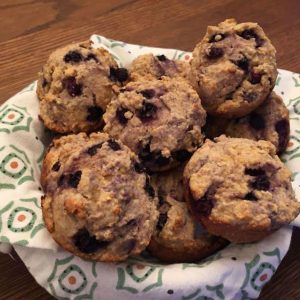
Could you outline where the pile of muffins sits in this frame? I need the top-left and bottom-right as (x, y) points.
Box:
(38, 19), (300, 263)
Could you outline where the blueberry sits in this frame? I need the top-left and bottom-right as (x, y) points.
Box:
(155, 153), (170, 166)
(68, 171), (82, 188)
(244, 191), (257, 201)
(140, 89), (155, 99)
(249, 72), (262, 84)
(156, 213), (168, 231)
(245, 168), (266, 176)
(243, 91), (257, 102)
(63, 76), (82, 97)
(86, 143), (102, 156)
(239, 29), (264, 48)
(206, 47), (224, 59)
(249, 113), (265, 130)
(193, 189), (214, 217)
(58, 174), (65, 187)
(86, 106), (103, 122)
(116, 107), (129, 124)
(275, 119), (290, 154)
(235, 57), (249, 71)
(134, 162), (145, 173)
(122, 239), (136, 254)
(109, 67), (128, 83)
(156, 55), (168, 61)
(138, 143), (153, 162)
(85, 53), (98, 62)
(173, 149), (192, 162)
(107, 139), (121, 151)
(144, 176), (155, 197)
(158, 193), (165, 207)
(138, 101), (157, 121)
(52, 161), (61, 172)
(239, 29), (257, 40)
(73, 228), (109, 253)
(64, 51), (83, 63)
(42, 78), (48, 88)
(251, 175), (270, 191)
(209, 33), (226, 43)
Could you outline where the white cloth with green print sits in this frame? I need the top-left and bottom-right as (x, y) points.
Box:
(0, 35), (300, 300)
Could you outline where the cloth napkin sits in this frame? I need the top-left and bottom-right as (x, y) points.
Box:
(0, 35), (300, 300)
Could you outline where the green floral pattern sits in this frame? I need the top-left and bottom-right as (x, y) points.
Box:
(0, 35), (299, 299)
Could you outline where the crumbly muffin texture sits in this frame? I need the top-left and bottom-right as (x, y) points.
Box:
(205, 92), (290, 154)
(37, 41), (129, 133)
(148, 168), (228, 263)
(190, 19), (277, 118)
(41, 132), (158, 262)
(103, 77), (206, 172)
(184, 136), (300, 243)
(129, 53), (190, 82)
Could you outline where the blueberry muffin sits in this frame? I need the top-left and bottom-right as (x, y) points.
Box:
(190, 19), (277, 118)
(129, 53), (190, 82)
(224, 92), (290, 154)
(183, 136), (300, 243)
(41, 132), (158, 262)
(148, 167), (228, 263)
(37, 41), (128, 133)
(103, 77), (206, 172)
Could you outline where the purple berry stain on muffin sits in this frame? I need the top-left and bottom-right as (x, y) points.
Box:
(107, 139), (121, 151)
(73, 227), (109, 253)
(275, 119), (289, 153)
(249, 113), (265, 130)
(109, 67), (129, 83)
(86, 106), (103, 122)
(64, 51), (83, 63)
(63, 76), (82, 97)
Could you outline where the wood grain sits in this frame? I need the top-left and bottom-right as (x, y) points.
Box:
(0, 0), (300, 299)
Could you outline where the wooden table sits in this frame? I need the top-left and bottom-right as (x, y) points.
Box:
(1, 0), (300, 299)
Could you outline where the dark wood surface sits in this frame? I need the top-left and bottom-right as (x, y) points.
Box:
(0, 0), (300, 299)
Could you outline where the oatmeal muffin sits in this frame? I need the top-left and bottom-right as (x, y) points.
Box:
(37, 41), (128, 133)
(103, 77), (206, 172)
(41, 132), (158, 261)
(148, 167), (228, 263)
(184, 136), (300, 243)
(190, 19), (277, 118)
